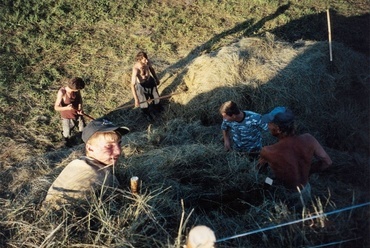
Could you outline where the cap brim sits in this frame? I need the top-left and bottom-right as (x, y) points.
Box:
(117, 126), (130, 135)
(82, 124), (130, 143)
(261, 106), (287, 123)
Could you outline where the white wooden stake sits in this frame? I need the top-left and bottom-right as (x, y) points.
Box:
(327, 9), (333, 62)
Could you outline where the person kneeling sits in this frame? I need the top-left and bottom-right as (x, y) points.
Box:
(258, 107), (332, 208)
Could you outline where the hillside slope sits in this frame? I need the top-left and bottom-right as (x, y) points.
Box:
(0, 1), (369, 247)
(1, 35), (369, 247)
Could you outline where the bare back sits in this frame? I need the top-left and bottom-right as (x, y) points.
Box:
(260, 133), (331, 189)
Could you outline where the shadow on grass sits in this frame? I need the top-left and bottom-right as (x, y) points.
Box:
(111, 3), (369, 128)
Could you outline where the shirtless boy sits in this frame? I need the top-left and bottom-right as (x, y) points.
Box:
(131, 51), (162, 120)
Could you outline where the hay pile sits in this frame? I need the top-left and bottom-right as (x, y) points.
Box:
(169, 35), (369, 151)
(117, 35), (369, 246)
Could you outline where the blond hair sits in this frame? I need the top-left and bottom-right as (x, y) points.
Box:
(85, 131), (121, 156)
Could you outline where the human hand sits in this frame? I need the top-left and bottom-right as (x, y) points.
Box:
(66, 104), (74, 110)
(224, 142), (231, 152)
(257, 157), (267, 169)
(134, 99), (140, 108)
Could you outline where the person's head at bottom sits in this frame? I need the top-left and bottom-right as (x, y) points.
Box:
(186, 225), (216, 248)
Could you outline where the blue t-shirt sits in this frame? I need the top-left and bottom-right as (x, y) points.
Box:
(221, 110), (268, 152)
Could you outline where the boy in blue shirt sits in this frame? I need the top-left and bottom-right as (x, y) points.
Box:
(220, 101), (267, 155)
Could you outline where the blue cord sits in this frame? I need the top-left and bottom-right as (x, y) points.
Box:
(215, 202), (370, 243)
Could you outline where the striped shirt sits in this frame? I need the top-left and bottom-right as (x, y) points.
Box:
(221, 111), (267, 152)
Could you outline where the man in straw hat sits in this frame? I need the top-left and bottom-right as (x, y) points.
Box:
(258, 106), (332, 206)
(41, 119), (129, 210)
(219, 101), (268, 157)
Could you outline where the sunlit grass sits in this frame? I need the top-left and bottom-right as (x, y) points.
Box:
(0, 0), (369, 247)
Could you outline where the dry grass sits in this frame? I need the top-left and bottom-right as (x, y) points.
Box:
(1, 35), (369, 247)
(1, 1), (369, 247)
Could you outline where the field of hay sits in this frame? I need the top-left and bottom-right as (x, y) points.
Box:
(0, 1), (369, 247)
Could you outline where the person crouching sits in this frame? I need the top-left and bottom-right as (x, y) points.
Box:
(41, 119), (129, 211)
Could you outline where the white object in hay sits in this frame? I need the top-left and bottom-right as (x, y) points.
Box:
(186, 225), (216, 248)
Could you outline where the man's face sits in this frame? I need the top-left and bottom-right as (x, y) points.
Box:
(268, 122), (280, 137)
(140, 57), (148, 65)
(87, 135), (122, 165)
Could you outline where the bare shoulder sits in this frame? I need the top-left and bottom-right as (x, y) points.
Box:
(260, 144), (273, 155)
(133, 62), (141, 70)
(58, 87), (66, 96)
(299, 133), (315, 141)
(298, 133), (320, 147)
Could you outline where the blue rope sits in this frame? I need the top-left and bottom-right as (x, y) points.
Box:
(307, 237), (361, 248)
(215, 202), (370, 243)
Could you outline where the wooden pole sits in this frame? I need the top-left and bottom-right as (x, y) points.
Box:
(82, 112), (95, 120)
(327, 9), (333, 62)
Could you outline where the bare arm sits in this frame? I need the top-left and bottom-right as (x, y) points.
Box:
(222, 130), (232, 151)
(131, 66), (140, 107)
(54, 89), (74, 112)
(257, 147), (269, 169)
(310, 136), (332, 173)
